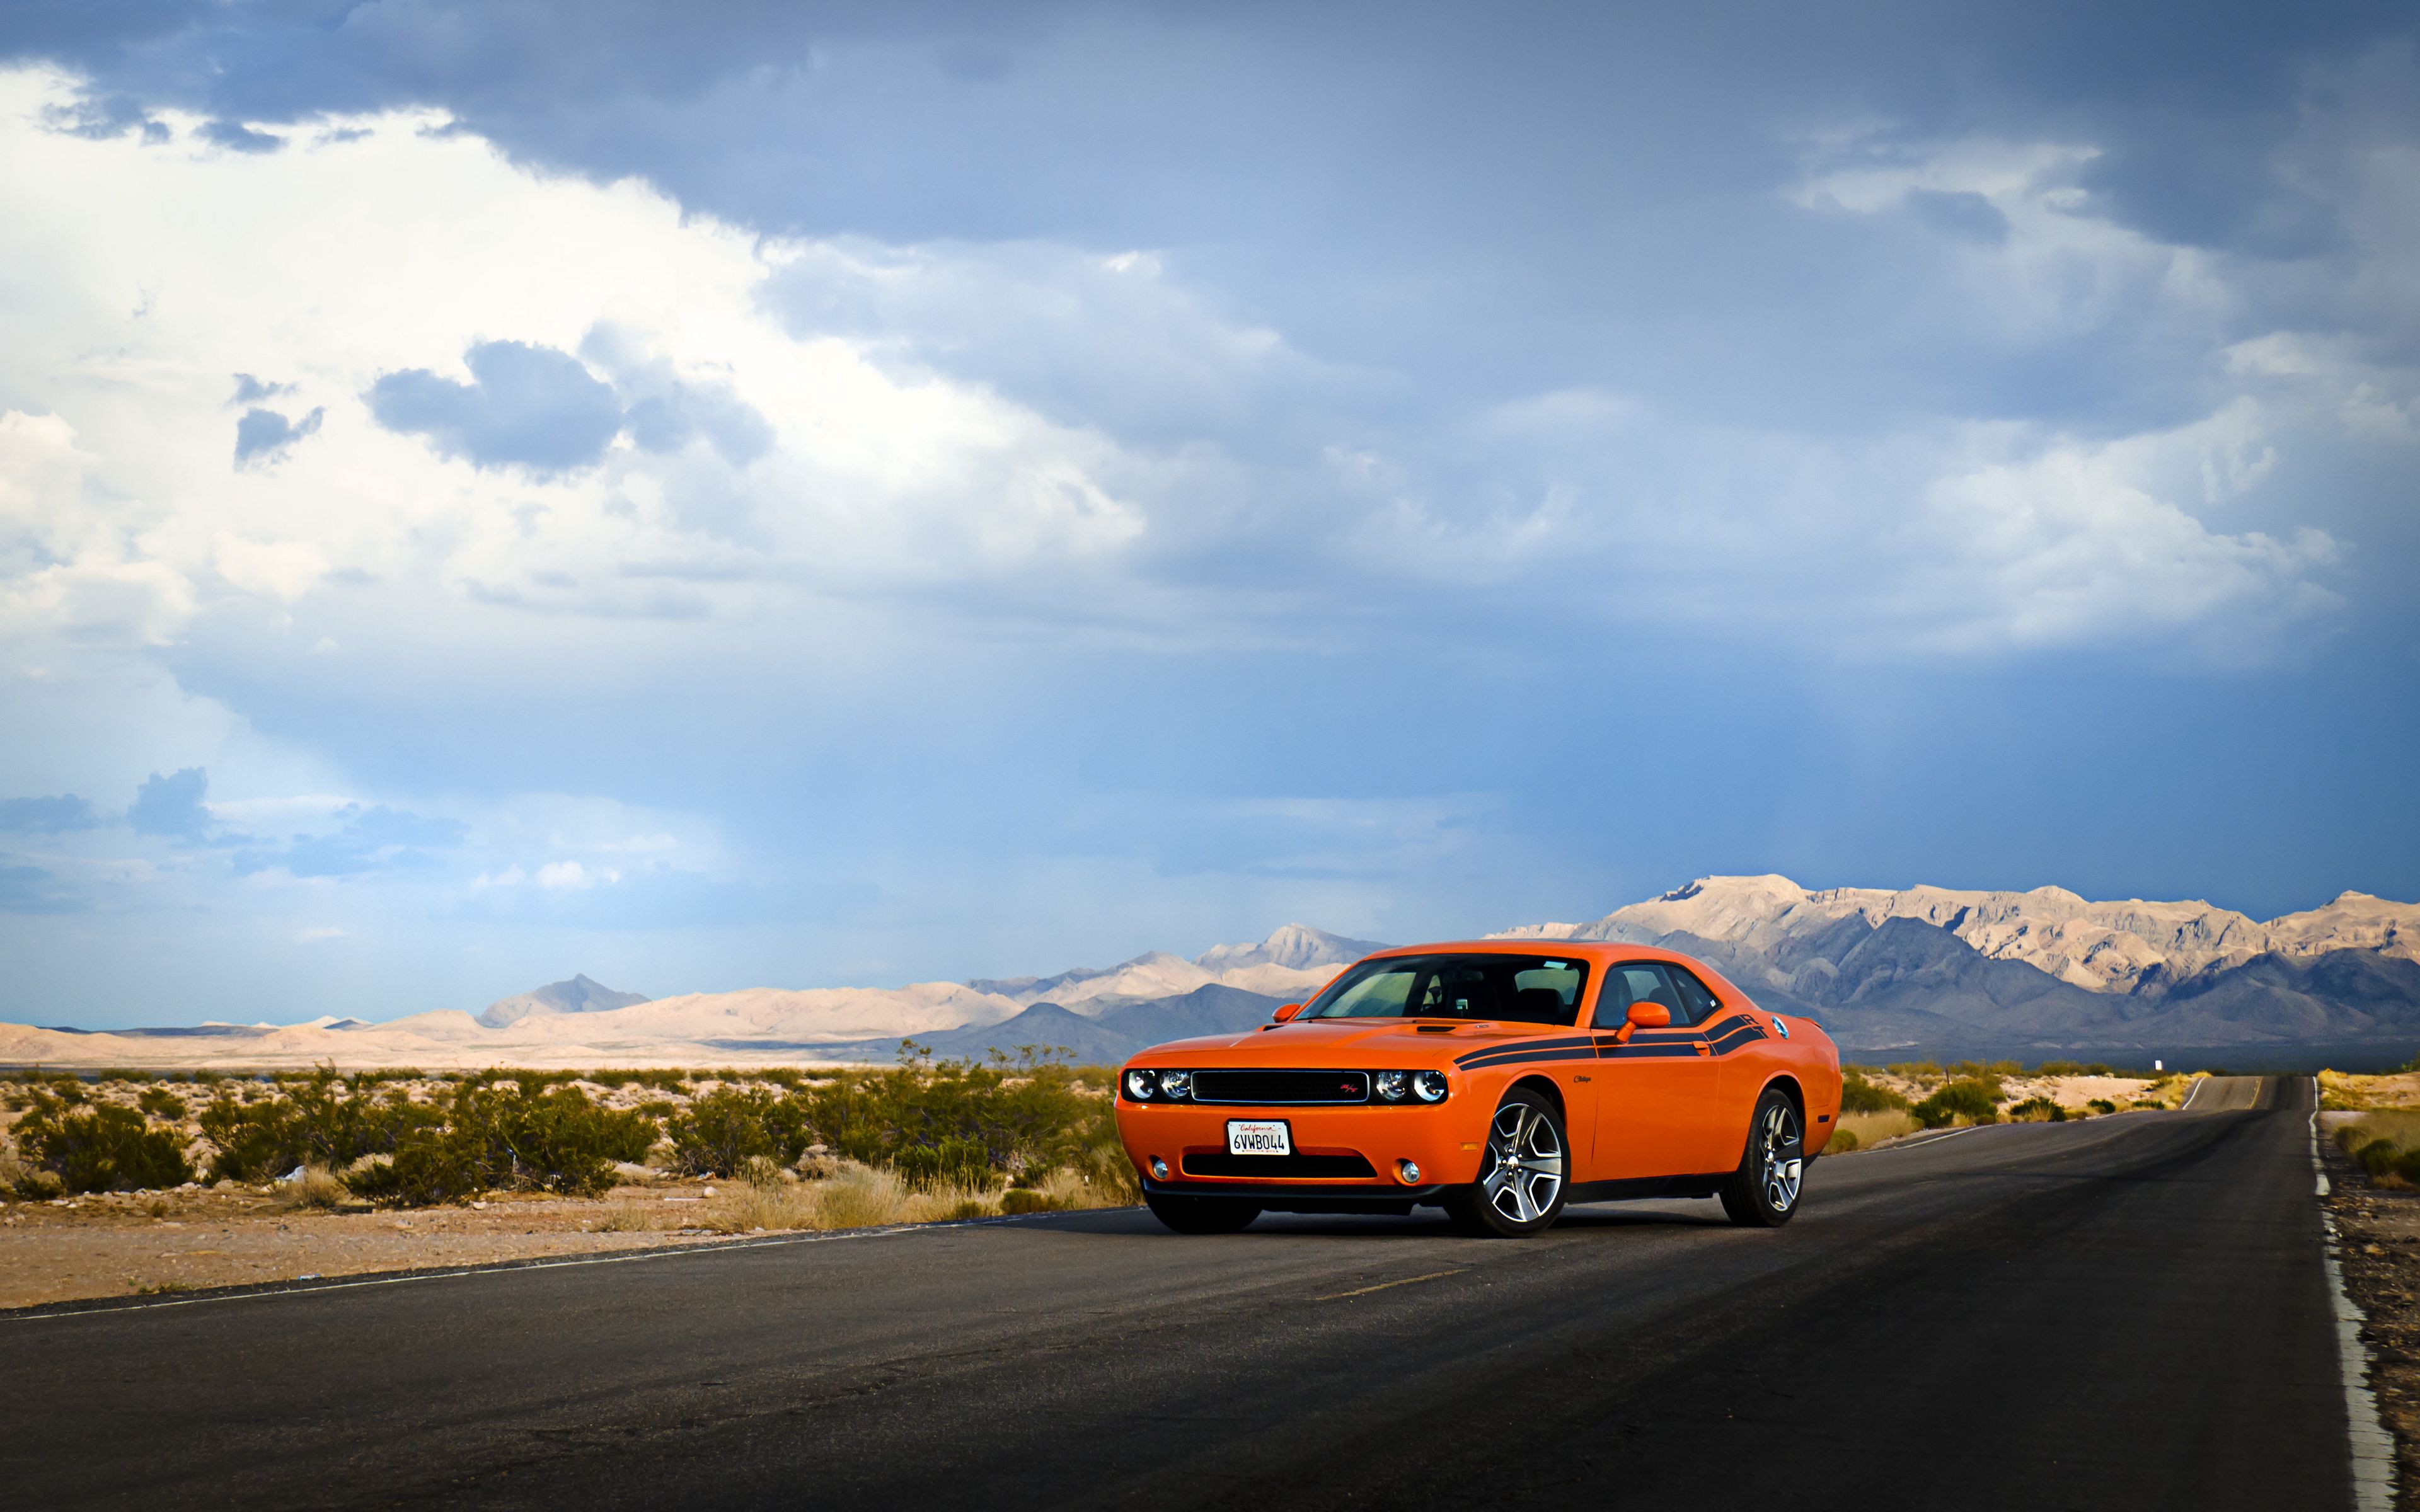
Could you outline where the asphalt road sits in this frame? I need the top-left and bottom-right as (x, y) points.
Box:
(0, 1077), (2353, 1511)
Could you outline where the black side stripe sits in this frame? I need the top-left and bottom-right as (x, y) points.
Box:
(1451, 1013), (1776, 1072)
(1453, 1035), (1596, 1067)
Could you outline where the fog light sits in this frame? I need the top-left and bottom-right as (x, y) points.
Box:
(1150, 1157), (1170, 1180)
(1157, 1070), (1193, 1101)
(1412, 1070), (1449, 1103)
(1124, 1069), (1157, 1101)
(1397, 1159), (1422, 1184)
(1374, 1070), (1409, 1101)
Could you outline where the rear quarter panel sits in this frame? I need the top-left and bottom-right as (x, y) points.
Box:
(1695, 965), (1843, 1162)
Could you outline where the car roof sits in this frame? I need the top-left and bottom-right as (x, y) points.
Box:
(1359, 940), (1686, 963)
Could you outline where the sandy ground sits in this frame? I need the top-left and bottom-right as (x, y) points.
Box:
(0, 1182), (745, 1311)
(2322, 1119), (2420, 1510)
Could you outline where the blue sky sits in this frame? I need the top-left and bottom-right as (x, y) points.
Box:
(1, 2), (2415, 1027)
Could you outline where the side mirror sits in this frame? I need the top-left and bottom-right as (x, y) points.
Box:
(1272, 1002), (1305, 1023)
(1612, 1000), (1669, 1043)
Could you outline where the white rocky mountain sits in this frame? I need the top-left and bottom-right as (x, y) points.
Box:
(967, 924), (1386, 1011)
(1493, 874), (2420, 995)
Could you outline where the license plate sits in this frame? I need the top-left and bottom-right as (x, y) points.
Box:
(1226, 1120), (1292, 1156)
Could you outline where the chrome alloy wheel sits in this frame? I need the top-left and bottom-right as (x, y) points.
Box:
(1479, 1099), (1565, 1225)
(1758, 1099), (1804, 1213)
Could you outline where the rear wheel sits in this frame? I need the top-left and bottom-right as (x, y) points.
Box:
(1444, 1089), (1567, 1237)
(1144, 1192), (1262, 1234)
(1720, 1087), (1804, 1227)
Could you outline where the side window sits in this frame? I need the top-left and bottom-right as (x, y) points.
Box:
(1666, 965), (1720, 1027)
(1598, 963), (1683, 1026)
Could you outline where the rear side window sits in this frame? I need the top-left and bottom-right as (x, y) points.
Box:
(1667, 965), (1722, 1026)
(1596, 963), (1683, 1026)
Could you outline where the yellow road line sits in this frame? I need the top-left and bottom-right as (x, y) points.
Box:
(1317, 1268), (1466, 1301)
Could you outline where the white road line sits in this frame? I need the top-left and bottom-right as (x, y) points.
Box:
(2181, 1076), (2204, 1111)
(2311, 1082), (2396, 1512)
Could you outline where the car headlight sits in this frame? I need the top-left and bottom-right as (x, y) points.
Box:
(1373, 1070), (1409, 1102)
(1412, 1070), (1449, 1103)
(1157, 1070), (1193, 1101)
(1124, 1068), (1158, 1101)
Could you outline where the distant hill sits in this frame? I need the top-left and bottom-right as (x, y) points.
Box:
(476, 975), (651, 1029)
(795, 984), (1290, 1065)
(10, 888), (2419, 1072)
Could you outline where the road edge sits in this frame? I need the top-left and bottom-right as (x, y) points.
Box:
(2312, 1080), (2397, 1511)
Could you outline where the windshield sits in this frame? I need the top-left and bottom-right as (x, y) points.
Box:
(1304, 954), (1589, 1026)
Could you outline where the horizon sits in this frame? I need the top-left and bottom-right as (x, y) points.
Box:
(3, 3), (2416, 1030)
(21, 869), (2417, 1035)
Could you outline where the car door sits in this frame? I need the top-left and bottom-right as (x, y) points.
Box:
(1587, 961), (1727, 1181)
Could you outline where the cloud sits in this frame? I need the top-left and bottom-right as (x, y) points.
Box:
(0, 794), (100, 833)
(233, 404), (323, 466)
(128, 767), (211, 839)
(231, 373), (294, 404)
(196, 118), (281, 154)
(367, 340), (624, 474)
(234, 803), (470, 878)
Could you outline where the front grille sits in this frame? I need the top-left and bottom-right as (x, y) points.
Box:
(1181, 1153), (1378, 1179)
(1190, 1069), (1370, 1105)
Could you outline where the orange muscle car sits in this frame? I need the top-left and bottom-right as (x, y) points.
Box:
(1115, 941), (1841, 1236)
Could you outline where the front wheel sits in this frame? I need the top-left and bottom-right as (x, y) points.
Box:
(1444, 1089), (1568, 1237)
(1720, 1087), (1805, 1227)
(1144, 1192), (1262, 1234)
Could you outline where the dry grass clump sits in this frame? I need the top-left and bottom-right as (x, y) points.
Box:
(2339, 1111), (2420, 1188)
(688, 1154), (1138, 1235)
(1828, 1109), (1922, 1153)
(593, 1201), (672, 1232)
(273, 1165), (351, 1211)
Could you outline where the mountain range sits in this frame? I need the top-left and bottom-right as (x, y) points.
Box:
(3, 881), (2414, 1070)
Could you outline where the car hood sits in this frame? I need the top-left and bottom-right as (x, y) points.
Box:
(1131, 1018), (1582, 1063)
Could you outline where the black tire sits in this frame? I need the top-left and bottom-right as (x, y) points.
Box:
(1720, 1086), (1805, 1227)
(1443, 1087), (1568, 1238)
(1144, 1192), (1262, 1234)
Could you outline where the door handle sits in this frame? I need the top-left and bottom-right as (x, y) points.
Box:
(1694, 1042), (1711, 1057)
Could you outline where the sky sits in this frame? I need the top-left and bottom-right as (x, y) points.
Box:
(1, 1), (2416, 1028)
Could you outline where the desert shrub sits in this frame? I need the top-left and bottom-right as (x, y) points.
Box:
(1826, 1128), (1861, 1154)
(198, 1072), (442, 1182)
(350, 1081), (657, 1205)
(664, 1087), (812, 1176)
(798, 1047), (1114, 1178)
(1912, 1077), (2000, 1130)
(1886, 1062), (1942, 1080)
(136, 1086), (188, 1121)
(2007, 1096), (2066, 1123)
(2089, 1098), (2118, 1114)
(1840, 1069), (1909, 1114)
(14, 1100), (193, 1193)
(893, 1136), (994, 1191)
(100, 1068), (156, 1084)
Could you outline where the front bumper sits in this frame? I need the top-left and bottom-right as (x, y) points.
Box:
(1115, 1100), (1486, 1196)
(1140, 1174), (1460, 1213)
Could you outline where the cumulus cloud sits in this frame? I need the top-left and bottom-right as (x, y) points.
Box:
(233, 404), (322, 466)
(128, 767), (211, 839)
(367, 340), (624, 474)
